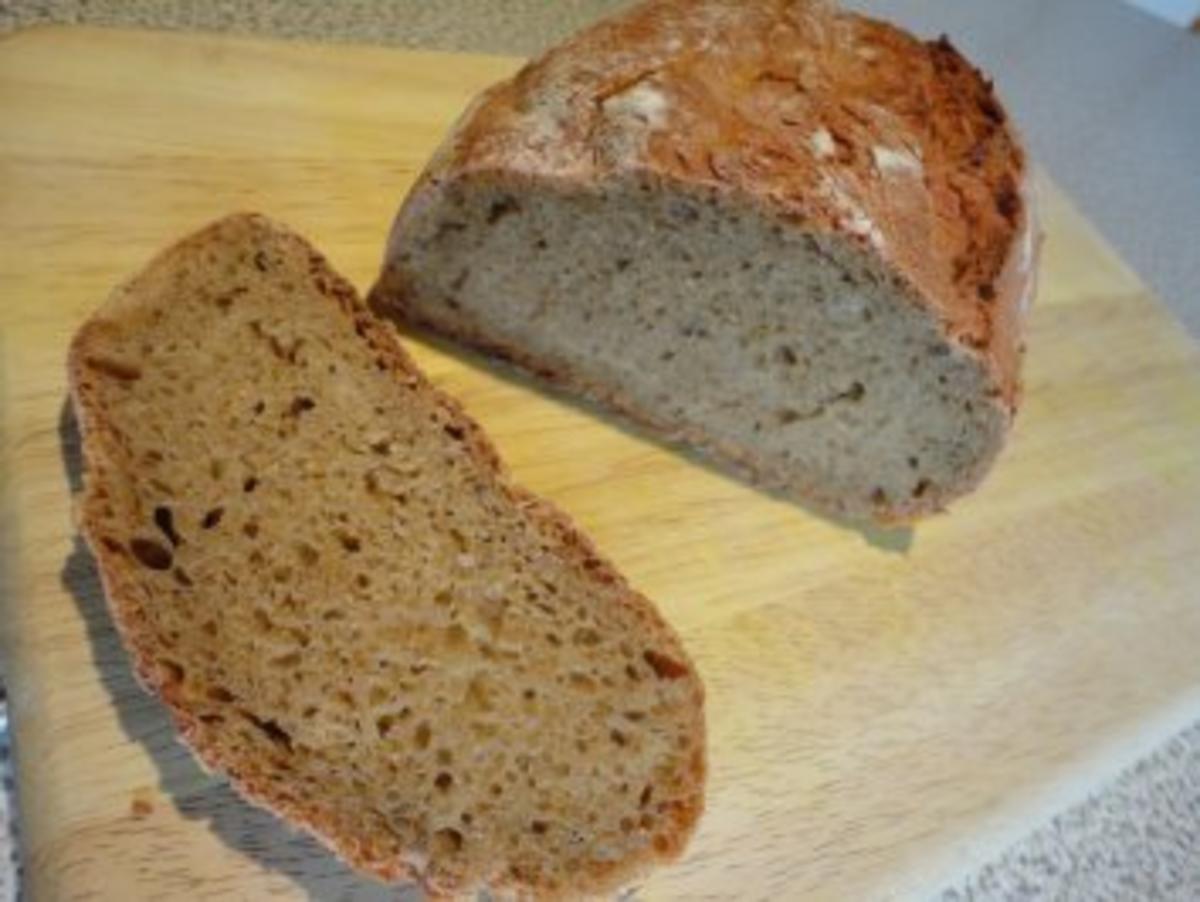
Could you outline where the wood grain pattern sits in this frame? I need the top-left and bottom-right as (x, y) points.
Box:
(2, 26), (1199, 901)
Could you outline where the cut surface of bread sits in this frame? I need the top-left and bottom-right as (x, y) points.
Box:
(68, 213), (705, 898)
(371, 0), (1037, 522)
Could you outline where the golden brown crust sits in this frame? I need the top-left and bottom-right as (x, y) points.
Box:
(68, 213), (705, 899)
(390, 0), (1034, 412)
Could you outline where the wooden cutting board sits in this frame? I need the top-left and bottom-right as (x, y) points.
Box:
(2, 25), (1199, 901)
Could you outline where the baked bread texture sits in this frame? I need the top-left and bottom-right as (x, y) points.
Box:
(68, 213), (705, 898)
(370, 0), (1038, 522)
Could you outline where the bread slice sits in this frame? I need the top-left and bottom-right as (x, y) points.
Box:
(68, 213), (705, 898)
(370, 0), (1038, 523)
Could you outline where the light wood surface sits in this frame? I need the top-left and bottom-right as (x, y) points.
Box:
(2, 26), (1200, 901)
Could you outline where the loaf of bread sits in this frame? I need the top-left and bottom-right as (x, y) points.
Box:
(370, 0), (1038, 522)
(68, 213), (705, 897)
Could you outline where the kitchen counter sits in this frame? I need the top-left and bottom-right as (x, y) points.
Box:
(2, 1), (1198, 899)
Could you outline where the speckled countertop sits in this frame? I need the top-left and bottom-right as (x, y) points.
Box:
(2, 1), (1199, 900)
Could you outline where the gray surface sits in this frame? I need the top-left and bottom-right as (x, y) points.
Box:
(1, 1), (1199, 899)
(940, 722), (1200, 902)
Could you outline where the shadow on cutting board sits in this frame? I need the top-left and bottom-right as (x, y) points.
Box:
(58, 400), (416, 902)
(388, 324), (916, 556)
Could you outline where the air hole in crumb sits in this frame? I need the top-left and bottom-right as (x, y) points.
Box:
(243, 520), (260, 539)
(337, 532), (362, 553)
(153, 506), (182, 547)
(907, 456), (920, 470)
(431, 828), (463, 855)
(160, 659), (185, 684)
(486, 196), (520, 224)
(640, 785), (654, 807)
(569, 672), (596, 691)
(240, 710), (293, 752)
(201, 508), (224, 529)
(777, 408), (802, 425)
(130, 537), (173, 570)
(296, 543), (319, 566)
(777, 345), (798, 365)
(444, 423), (466, 441)
(434, 772), (454, 791)
(846, 382), (865, 401)
(414, 722), (432, 750)
(913, 479), (932, 499)
(207, 685), (236, 703)
(243, 476), (258, 493)
(572, 627), (601, 647)
(172, 567), (193, 587)
(531, 820), (548, 835)
(610, 729), (628, 747)
(289, 396), (316, 416)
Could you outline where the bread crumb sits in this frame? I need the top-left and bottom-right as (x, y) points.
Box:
(130, 789), (154, 819)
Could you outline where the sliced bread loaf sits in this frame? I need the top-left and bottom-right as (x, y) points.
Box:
(68, 213), (705, 898)
(370, 0), (1038, 522)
